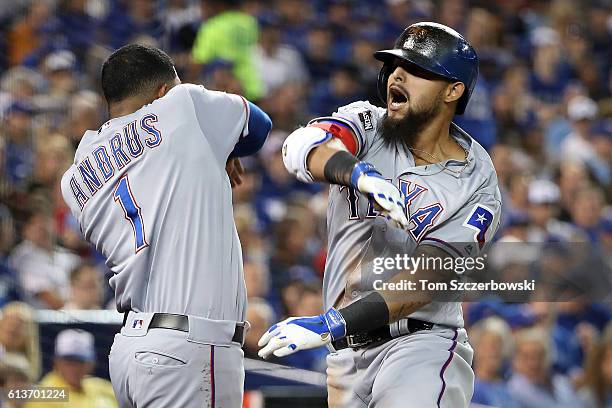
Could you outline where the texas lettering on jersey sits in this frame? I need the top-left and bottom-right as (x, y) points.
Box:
(339, 178), (445, 243)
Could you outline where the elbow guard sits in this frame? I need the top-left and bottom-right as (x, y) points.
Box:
(282, 126), (332, 183)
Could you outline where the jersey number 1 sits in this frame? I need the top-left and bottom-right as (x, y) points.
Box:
(113, 174), (149, 253)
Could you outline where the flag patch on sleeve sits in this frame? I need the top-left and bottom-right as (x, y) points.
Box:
(463, 204), (494, 249)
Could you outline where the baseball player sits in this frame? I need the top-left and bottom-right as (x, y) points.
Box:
(60, 44), (272, 407)
(258, 22), (502, 407)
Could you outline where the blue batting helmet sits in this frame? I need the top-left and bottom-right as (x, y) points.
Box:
(374, 22), (479, 115)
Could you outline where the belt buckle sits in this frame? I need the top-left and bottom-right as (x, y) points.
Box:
(346, 332), (371, 348)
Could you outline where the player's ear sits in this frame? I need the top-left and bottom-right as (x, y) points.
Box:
(157, 78), (180, 98)
(444, 82), (465, 104)
(157, 84), (170, 98)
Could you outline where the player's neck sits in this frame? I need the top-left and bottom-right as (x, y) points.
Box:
(410, 115), (464, 166)
(108, 96), (155, 120)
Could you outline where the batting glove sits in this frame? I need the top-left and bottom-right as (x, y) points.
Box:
(351, 162), (409, 230)
(258, 308), (346, 359)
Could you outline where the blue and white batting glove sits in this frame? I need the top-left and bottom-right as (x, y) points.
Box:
(350, 162), (409, 230)
(258, 308), (346, 358)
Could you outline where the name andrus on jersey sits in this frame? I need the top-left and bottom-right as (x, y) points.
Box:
(68, 113), (163, 210)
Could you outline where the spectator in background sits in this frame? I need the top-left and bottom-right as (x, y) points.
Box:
(7, 1), (52, 67)
(243, 259), (269, 299)
(0, 353), (33, 408)
(455, 7), (502, 151)
(493, 63), (537, 143)
(233, 205), (266, 260)
(301, 24), (336, 84)
(201, 60), (244, 95)
(602, 217), (612, 274)
(275, 0), (312, 49)
(0, 67), (40, 107)
(529, 27), (573, 107)
(253, 16), (308, 94)
(308, 63), (364, 117)
(526, 179), (580, 242)
(589, 119), (612, 186)
(381, 0), (427, 45)
(587, 3), (612, 70)
(571, 186), (606, 242)
(34, 50), (78, 116)
(9, 210), (79, 309)
(254, 131), (318, 229)
(326, 0), (353, 60)
(63, 263), (103, 310)
(1, 101), (34, 191)
(52, 0), (97, 61)
(257, 82), (305, 131)
(243, 297), (275, 360)
(555, 161), (591, 222)
(0, 205), (20, 307)
(281, 284), (327, 372)
(508, 327), (583, 408)
(350, 33), (382, 103)
(436, 0), (466, 32)
(578, 323), (612, 408)
(61, 90), (103, 149)
(159, 0), (201, 54)
(0, 302), (40, 381)
(269, 209), (318, 295)
(30, 135), (73, 194)
(561, 95), (599, 166)
(280, 279), (305, 318)
(471, 317), (518, 408)
(28, 329), (116, 408)
(191, 0), (262, 100)
(102, 0), (163, 50)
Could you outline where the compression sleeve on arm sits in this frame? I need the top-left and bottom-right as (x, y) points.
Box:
(229, 101), (272, 158)
(309, 120), (359, 155)
(338, 292), (390, 335)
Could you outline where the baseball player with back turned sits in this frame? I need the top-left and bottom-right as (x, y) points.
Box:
(60, 44), (272, 407)
(258, 22), (502, 407)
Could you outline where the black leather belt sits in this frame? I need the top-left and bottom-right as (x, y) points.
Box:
(332, 318), (434, 350)
(123, 312), (246, 345)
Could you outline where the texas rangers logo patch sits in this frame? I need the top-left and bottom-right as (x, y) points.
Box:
(463, 204), (494, 249)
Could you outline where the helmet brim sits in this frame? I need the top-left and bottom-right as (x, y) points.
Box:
(373, 48), (458, 82)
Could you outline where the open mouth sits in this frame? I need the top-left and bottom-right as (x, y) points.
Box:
(388, 85), (408, 109)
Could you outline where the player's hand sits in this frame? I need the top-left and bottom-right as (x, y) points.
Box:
(226, 158), (244, 188)
(351, 163), (409, 230)
(258, 308), (346, 358)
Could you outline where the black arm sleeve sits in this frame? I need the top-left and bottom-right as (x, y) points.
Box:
(323, 150), (359, 186)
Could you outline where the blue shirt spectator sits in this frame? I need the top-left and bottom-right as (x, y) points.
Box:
(454, 76), (497, 151)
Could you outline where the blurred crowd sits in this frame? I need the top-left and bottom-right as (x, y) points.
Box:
(0, 0), (610, 407)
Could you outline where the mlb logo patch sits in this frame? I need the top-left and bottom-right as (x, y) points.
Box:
(132, 319), (144, 329)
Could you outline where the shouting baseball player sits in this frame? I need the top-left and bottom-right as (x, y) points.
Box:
(258, 22), (501, 407)
(61, 44), (272, 407)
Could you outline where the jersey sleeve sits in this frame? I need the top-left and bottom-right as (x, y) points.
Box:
(60, 165), (83, 222)
(185, 84), (249, 162)
(308, 101), (385, 159)
(420, 191), (502, 258)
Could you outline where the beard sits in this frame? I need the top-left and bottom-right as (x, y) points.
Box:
(378, 91), (443, 152)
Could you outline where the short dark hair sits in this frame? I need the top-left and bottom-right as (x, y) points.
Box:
(101, 44), (176, 104)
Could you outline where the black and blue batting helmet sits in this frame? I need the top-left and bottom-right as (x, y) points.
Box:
(374, 22), (479, 115)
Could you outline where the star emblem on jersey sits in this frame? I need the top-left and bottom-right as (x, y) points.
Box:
(475, 213), (487, 225)
(463, 204), (494, 249)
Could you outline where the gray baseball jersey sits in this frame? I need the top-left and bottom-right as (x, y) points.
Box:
(312, 101), (502, 328)
(61, 84), (248, 322)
